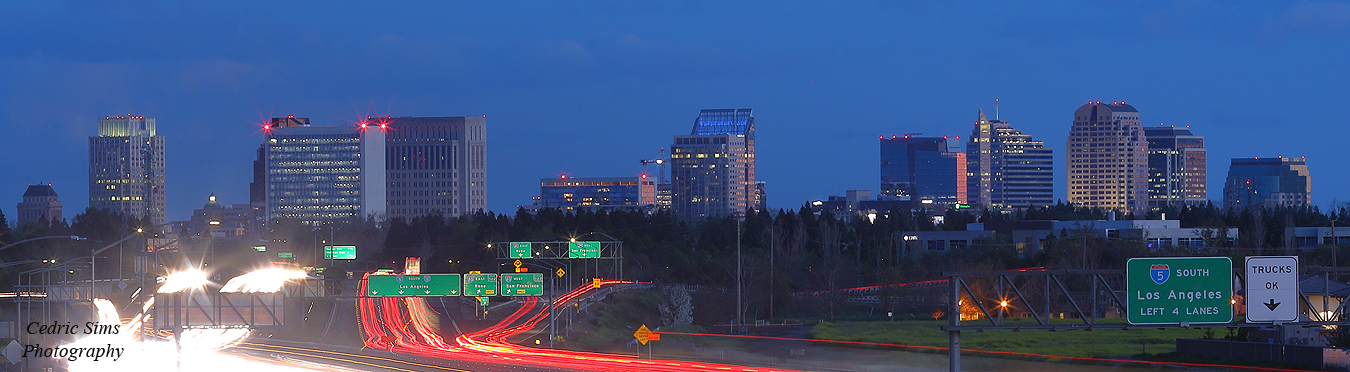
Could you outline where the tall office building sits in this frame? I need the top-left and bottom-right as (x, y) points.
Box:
(252, 116), (386, 225)
(880, 135), (966, 204)
(89, 114), (166, 225)
(1144, 126), (1206, 210)
(1223, 156), (1310, 209)
(16, 184), (63, 226)
(1066, 102), (1147, 215)
(538, 175), (655, 211)
(670, 109), (756, 220)
(966, 110), (1053, 209)
(381, 116), (487, 219)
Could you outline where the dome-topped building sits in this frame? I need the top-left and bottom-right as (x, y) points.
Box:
(17, 183), (63, 226)
(187, 193), (251, 238)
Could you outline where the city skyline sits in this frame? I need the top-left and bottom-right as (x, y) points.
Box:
(4, 2), (1350, 222)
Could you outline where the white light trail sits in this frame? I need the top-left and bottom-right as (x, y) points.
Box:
(56, 268), (324, 372)
(221, 268), (307, 293)
(157, 269), (209, 293)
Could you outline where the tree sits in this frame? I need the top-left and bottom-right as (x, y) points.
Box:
(0, 208), (12, 245)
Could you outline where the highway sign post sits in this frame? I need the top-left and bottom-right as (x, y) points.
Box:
(1126, 257), (1233, 325)
(510, 242), (532, 258)
(1246, 256), (1299, 323)
(568, 241), (600, 258)
(324, 245), (357, 259)
(502, 273), (544, 296)
(464, 273), (499, 296)
(367, 274), (462, 296)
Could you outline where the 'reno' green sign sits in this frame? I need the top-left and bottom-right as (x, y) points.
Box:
(1126, 257), (1233, 325)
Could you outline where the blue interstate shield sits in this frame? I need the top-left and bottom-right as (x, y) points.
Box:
(1150, 264), (1169, 285)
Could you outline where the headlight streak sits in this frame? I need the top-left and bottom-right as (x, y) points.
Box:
(59, 268), (323, 372)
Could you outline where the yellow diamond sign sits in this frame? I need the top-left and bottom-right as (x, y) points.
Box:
(556, 268), (566, 277)
(633, 324), (651, 345)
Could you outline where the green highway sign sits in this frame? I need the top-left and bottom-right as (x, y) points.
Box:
(367, 274), (462, 297)
(324, 245), (357, 260)
(568, 241), (600, 258)
(1127, 257), (1233, 325)
(464, 273), (499, 296)
(501, 273), (544, 296)
(277, 252), (293, 258)
(510, 242), (532, 259)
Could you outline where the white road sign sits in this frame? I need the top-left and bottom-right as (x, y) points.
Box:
(1246, 256), (1299, 323)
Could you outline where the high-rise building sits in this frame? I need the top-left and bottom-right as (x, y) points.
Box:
(16, 183), (62, 226)
(250, 116), (307, 230)
(1066, 102), (1147, 215)
(381, 116), (487, 219)
(89, 114), (165, 225)
(1223, 156), (1310, 209)
(253, 116), (386, 225)
(1144, 126), (1206, 210)
(670, 109), (756, 220)
(753, 181), (767, 211)
(880, 135), (966, 204)
(966, 110), (1053, 209)
(537, 175), (655, 211)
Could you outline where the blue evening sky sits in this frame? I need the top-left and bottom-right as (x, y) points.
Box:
(3, 1), (1349, 222)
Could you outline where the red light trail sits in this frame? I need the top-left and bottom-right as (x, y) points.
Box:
(353, 275), (1287, 371)
(356, 276), (803, 371)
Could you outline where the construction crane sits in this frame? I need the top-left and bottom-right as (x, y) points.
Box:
(639, 148), (668, 184)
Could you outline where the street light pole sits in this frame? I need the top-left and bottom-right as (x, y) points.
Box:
(92, 231), (143, 319)
(0, 235), (85, 253)
(736, 216), (743, 333)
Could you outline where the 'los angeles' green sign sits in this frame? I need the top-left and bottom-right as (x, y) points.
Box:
(1126, 257), (1233, 325)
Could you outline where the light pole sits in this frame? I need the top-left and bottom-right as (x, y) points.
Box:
(91, 222), (173, 319)
(735, 214), (743, 333)
(0, 235), (85, 253)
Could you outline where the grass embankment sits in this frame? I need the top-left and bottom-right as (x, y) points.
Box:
(809, 318), (1211, 359)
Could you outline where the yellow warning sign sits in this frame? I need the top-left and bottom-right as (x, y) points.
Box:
(633, 324), (651, 345)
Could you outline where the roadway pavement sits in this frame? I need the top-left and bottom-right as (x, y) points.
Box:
(231, 339), (580, 372)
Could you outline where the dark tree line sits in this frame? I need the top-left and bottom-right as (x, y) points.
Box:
(7, 200), (1349, 319)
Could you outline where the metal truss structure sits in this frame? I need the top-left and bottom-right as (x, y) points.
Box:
(490, 236), (625, 286)
(151, 291), (286, 330)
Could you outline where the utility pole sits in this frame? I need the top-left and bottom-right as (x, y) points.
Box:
(769, 224), (775, 320)
(736, 216), (743, 333)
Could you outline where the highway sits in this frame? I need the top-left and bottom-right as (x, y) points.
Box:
(350, 277), (805, 372)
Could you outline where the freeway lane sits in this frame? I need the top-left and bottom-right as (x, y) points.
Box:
(231, 341), (578, 372)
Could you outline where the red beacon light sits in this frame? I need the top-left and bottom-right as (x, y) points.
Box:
(561, 174), (568, 180)
(640, 174), (648, 179)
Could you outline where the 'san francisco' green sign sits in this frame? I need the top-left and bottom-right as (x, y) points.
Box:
(1126, 257), (1233, 325)
(501, 273), (543, 296)
(568, 241), (600, 258)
